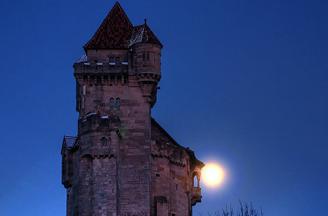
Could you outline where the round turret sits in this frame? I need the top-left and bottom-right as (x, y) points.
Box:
(132, 43), (161, 106)
(132, 43), (161, 77)
(129, 22), (163, 106)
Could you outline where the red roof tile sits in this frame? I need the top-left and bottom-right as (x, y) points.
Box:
(84, 2), (162, 51)
(84, 2), (133, 50)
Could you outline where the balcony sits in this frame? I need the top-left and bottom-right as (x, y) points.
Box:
(191, 186), (202, 206)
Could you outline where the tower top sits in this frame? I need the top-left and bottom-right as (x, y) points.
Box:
(129, 23), (163, 48)
(84, 2), (133, 50)
(84, 1), (162, 51)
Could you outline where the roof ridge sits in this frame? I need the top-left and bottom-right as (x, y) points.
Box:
(151, 118), (183, 148)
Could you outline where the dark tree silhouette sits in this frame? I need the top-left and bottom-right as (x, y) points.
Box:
(201, 201), (263, 216)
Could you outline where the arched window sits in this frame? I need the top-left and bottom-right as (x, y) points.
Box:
(100, 137), (108, 146)
(193, 172), (200, 188)
(109, 97), (115, 107)
(115, 97), (121, 108)
(193, 175), (198, 187)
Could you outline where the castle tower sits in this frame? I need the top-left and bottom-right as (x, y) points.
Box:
(61, 2), (204, 216)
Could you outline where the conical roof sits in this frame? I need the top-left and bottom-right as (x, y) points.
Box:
(129, 22), (163, 48)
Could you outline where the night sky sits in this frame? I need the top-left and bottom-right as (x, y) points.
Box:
(0, 0), (327, 215)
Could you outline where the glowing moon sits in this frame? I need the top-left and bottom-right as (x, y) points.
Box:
(201, 163), (225, 188)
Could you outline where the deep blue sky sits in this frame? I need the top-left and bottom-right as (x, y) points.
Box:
(0, 0), (327, 215)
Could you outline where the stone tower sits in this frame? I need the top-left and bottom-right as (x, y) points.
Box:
(61, 2), (204, 216)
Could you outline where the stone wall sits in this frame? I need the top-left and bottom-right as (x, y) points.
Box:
(62, 12), (203, 214)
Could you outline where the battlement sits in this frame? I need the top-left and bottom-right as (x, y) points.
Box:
(74, 62), (129, 74)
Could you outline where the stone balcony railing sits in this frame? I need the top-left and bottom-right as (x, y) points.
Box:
(191, 186), (202, 206)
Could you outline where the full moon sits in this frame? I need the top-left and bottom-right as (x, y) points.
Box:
(201, 163), (225, 188)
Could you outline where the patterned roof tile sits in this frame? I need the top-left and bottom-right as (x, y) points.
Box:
(84, 2), (162, 50)
(84, 2), (133, 50)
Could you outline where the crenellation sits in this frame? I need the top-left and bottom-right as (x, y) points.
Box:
(74, 62), (129, 75)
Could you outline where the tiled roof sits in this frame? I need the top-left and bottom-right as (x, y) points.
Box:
(84, 2), (162, 50)
(129, 23), (163, 48)
(84, 2), (133, 50)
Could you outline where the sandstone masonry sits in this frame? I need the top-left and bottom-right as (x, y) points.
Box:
(61, 2), (204, 216)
